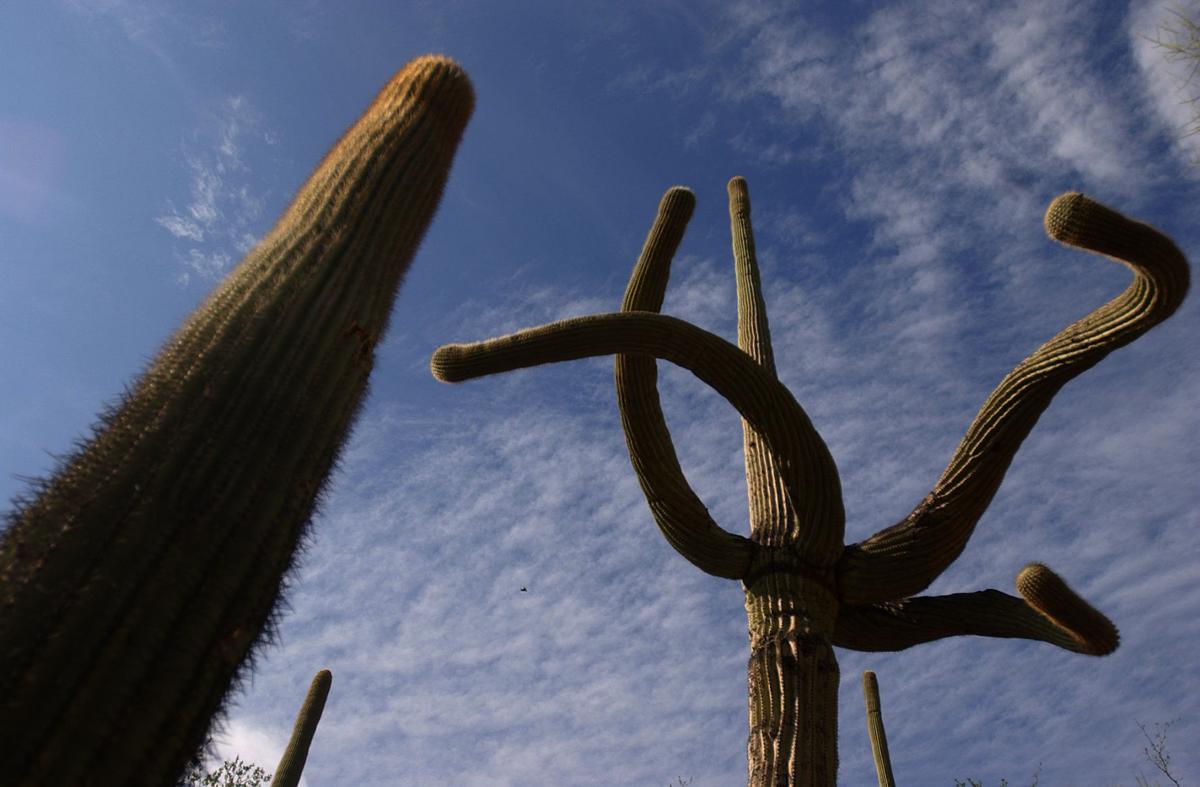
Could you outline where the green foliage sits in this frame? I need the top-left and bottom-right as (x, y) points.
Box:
(178, 756), (271, 787)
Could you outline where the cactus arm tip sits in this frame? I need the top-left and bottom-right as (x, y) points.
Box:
(833, 564), (1117, 657)
(1016, 563), (1118, 656)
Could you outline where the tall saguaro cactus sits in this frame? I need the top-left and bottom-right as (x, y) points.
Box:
(431, 180), (1189, 785)
(0, 56), (473, 786)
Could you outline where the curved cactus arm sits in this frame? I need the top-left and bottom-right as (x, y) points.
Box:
(833, 563), (1118, 656)
(0, 56), (473, 787)
(613, 187), (753, 578)
(432, 311), (845, 568)
(861, 671), (897, 787)
(270, 669), (332, 787)
(838, 193), (1190, 604)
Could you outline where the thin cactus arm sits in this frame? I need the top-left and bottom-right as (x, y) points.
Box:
(614, 186), (756, 578)
(609, 178), (844, 577)
(728, 176), (778, 374)
(270, 669), (333, 787)
(0, 56), (473, 786)
(862, 671), (897, 787)
(727, 176), (840, 561)
(837, 193), (1190, 605)
(614, 177), (844, 569)
(833, 563), (1118, 655)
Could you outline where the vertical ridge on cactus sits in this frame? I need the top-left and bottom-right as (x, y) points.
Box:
(0, 55), (473, 787)
(270, 669), (332, 787)
(431, 180), (1188, 785)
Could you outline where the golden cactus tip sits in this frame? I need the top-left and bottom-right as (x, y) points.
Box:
(431, 179), (1188, 786)
(0, 55), (473, 787)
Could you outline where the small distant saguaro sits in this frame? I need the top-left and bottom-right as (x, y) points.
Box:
(270, 669), (333, 787)
(432, 180), (1188, 785)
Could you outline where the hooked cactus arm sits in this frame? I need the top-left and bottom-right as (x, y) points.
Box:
(613, 187), (756, 578)
(834, 563), (1118, 656)
(0, 56), (473, 786)
(839, 193), (1191, 604)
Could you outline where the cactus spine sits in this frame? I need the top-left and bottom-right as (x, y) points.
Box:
(862, 671), (896, 787)
(270, 669), (332, 787)
(0, 56), (473, 786)
(431, 182), (1188, 785)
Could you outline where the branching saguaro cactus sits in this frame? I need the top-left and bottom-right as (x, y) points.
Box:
(0, 56), (473, 786)
(431, 180), (1189, 786)
(270, 669), (332, 787)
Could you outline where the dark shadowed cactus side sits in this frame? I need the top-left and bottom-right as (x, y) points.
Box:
(431, 181), (1189, 785)
(0, 55), (473, 786)
(270, 669), (332, 787)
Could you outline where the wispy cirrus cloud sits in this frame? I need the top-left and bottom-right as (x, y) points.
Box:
(1130, 0), (1200, 165)
(155, 95), (274, 284)
(58, 0), (258, 284)
(59, 0), (228, 53)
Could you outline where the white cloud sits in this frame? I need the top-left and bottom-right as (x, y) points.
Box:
(155, 213), (204, 242)
(207, 716), (304, 787)
(59, 0), (228, 52)
(1130, 0), (1200, 167)
(156, 95), (271, 283)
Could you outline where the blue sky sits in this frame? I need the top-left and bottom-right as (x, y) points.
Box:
(2, 1), (1198, 785)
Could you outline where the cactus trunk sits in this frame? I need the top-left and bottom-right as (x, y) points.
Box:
(745, 576), (840, 786)
(0, 55), (473, 787)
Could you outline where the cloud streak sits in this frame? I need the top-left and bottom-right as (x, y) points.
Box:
(155, 95), (272, 283)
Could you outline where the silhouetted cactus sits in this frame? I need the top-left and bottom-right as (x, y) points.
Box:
(431, 181), (1188, 785)
(270, 669), (332, 787)
(0, 55), (473, 786)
